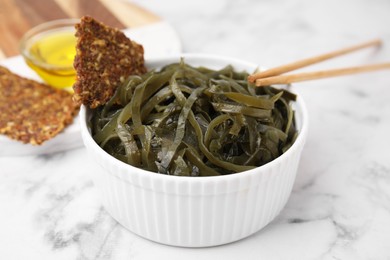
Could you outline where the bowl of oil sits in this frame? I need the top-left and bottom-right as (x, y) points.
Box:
(19, 19), (78, 90)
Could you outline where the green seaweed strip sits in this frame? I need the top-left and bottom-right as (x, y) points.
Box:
(184, 147), (220, 176)
(219, 75), (250, 94)
(158, 76), (205, 174)
(116, 123), (141, 167)
(229, 114), (246, 136)
(93, 111), (121, 143)
(211, 102), (271, 118)
(131, 76), (153, 169)
(140, 87), (172, 120)
(223, 92), (275, 109)
(204, 114), (231, 147)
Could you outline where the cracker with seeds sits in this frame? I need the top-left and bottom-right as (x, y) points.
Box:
(73, 16), (147, 108)
(0, 66), (79, 145)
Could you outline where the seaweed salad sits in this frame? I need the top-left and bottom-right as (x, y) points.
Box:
(90, 60), (298, 176)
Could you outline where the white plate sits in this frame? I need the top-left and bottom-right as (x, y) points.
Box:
(0, 22), (182, 156)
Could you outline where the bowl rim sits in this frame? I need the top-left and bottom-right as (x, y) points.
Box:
(80, 53), (308, 182)
(19, 18), (80, 71)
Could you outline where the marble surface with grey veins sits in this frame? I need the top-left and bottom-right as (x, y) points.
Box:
(1, 0), (390, 259)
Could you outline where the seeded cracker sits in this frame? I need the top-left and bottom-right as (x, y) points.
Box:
(0, 66), (79, 145)
(73, 16), (147, 108)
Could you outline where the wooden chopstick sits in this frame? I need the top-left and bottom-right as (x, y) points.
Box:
(255, 63), (390, 86)
(248, 39), (382, 83)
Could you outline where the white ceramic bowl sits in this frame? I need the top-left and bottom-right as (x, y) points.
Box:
(80, 54), (308, 247)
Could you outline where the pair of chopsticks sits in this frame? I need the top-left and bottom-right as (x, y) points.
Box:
(248, 39), (390, 87)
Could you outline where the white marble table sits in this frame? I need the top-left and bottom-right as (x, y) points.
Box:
(1, 0), (390, 259)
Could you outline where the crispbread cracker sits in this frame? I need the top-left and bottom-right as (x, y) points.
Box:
(0, 66), (79, 145)
(73, 16), (147, 108)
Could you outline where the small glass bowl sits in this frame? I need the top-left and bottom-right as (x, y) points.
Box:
(19, 19), (79, 90)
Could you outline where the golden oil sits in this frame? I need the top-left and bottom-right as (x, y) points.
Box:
(24, 28), (76, 90)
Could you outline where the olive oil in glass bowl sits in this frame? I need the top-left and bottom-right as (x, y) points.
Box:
(20, 19), (78, 90)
